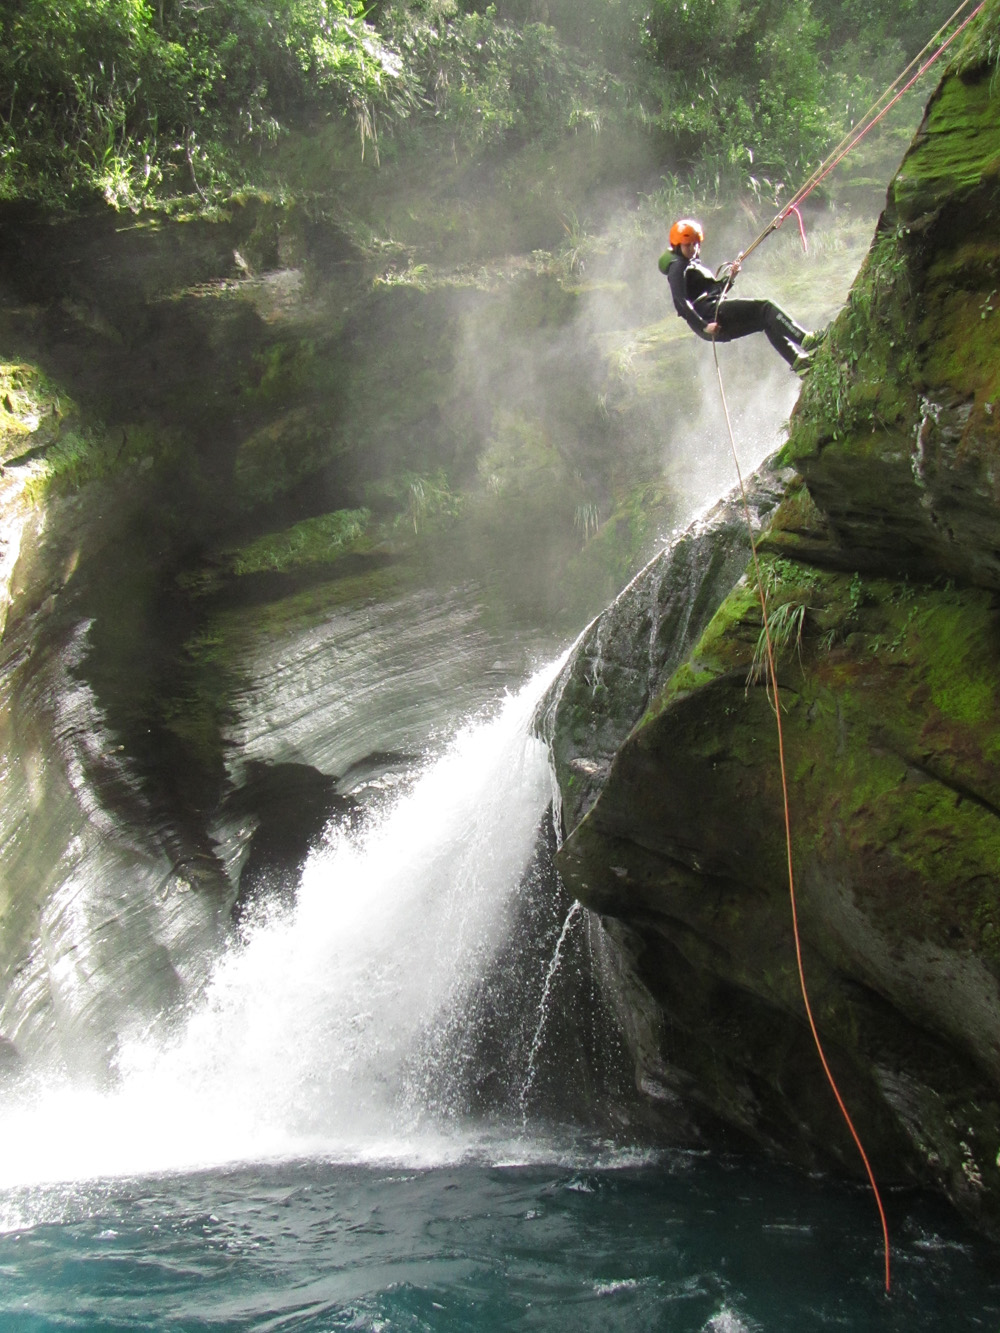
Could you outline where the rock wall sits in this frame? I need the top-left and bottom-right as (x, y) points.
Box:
(0, 138), (702, 1074)
(549, 12), (1000, 1235)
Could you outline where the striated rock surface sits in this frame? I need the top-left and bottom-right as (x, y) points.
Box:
(0, 203), (566, 1071)
(0, 69), (858, 1082)
(549, 11), (1000, 1235)
(540, 464), (789, 835)
(0, 139), (752, 1074)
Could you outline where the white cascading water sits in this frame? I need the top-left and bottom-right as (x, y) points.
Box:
(0, 659), (565, 1190)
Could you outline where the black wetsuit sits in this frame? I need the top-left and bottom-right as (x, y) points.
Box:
(659, 249), (808, 366)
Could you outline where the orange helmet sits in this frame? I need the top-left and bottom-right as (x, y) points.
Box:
(669, 218), (704, 248)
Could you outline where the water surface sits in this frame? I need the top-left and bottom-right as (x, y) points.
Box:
(2, 1153), (997, 1331)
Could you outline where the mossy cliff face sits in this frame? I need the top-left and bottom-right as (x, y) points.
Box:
(552, 22), (1000, 1235)
(783, 26), (1000, 584)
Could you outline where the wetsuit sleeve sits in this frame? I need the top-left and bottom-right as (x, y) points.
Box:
(666, 256), (710, 336)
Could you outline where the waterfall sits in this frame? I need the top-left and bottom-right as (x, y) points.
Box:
(0, 659), (578, 1188)
(518, 899), (583, 1128)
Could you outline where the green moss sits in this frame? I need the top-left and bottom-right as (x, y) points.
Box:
(778, 50), (1000, 609)
(246, 339), (322, 407)
(783, 222), (920, 467)
(892, 70), (1000, 224)
(651, 660), (721, 707)
(751, 575), (1000, 958)
(762, 480), (830, 544)
(921, 289), (1000, 401)
(225, 508), (372, 577)
(216, 563), (407, 639)
(0, 363), (70, 458)
(0, 362), (147, 502)
(637, 580), (761, 726)
(232, 410), (347, 509)
(950, 0), (1000, 70)
(158, 625), (241, 779)
(637, 557), (1000, 895)
(909, 592), (1000, 757)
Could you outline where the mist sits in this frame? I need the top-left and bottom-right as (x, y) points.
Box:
(397, 174), (880, 633)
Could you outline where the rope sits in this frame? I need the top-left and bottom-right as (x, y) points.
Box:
(737, 0), (988, 266)
(710, 337), (892, 1295)
(679, 6), (994, 1286)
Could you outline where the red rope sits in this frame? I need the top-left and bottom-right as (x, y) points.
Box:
(778, 0), (988, 219)
(737, 0), (988, 266)
(693, 8), (995, 1288)
(711, 341), (892, 1295)
(787, 203), (808, 253)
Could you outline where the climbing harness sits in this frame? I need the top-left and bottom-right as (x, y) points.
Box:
(695, 3), (990, 1294)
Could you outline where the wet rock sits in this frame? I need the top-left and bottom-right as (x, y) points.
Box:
(226, 761), (359, 927)
(539, 461), (788, 832)
(548, 36), (1000, 1236)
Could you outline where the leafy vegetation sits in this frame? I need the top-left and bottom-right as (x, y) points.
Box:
(642, 0), (962, 193)
(0, 0), (977, 212)
(226, 507), (372, 575)
(0, 0), (401, 206)
(379, 5), (637, 153)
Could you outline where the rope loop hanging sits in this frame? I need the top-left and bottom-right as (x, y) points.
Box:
(734, 0), (988, 270)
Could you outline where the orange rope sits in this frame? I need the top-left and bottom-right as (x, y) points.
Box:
(677, 0), (994, 1282)
(711, 339), (892, 1295)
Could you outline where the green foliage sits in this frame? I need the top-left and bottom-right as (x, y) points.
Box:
(364, 468), (461, 532)
(644, 0), (830, 184)
(402, 470), (460, 532)
(951, 0), (1000, 75)
(642, 0), (971, 199)
(227, 507), (372, 575)
(379, 3), (638, 154)
(745, 557), (818, 685)
(0, 0), (986, 210)
(455, 0), (648, 69)
(814, 0), (964, 67)
(0, 0), (399, 207)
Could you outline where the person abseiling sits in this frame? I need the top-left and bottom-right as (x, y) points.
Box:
(659, 218), (820, 372)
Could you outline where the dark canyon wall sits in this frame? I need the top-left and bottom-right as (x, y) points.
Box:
(549, 14), (1000, 1234)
